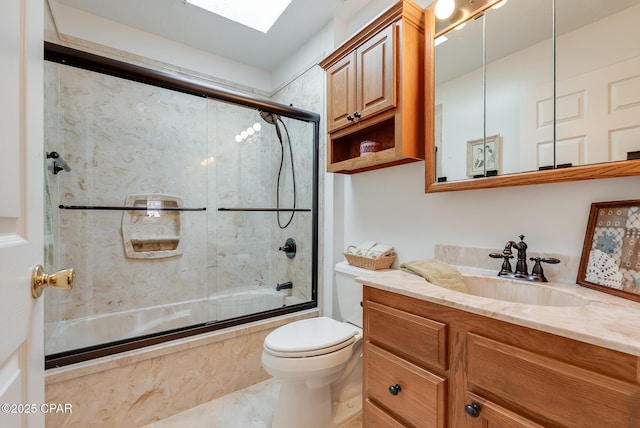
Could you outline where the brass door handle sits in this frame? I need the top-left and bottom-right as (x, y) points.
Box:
(31, 265), (75, 298)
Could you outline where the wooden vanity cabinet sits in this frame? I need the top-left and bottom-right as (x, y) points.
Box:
(362, 286), (640, 428)
(319, 0), (426, 174)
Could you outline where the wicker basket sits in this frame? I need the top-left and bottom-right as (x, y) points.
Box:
(344, 246), (396, 270)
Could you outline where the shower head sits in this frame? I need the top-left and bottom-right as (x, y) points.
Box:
(259, 110), (279, 125)
(259, 110), (283, 142)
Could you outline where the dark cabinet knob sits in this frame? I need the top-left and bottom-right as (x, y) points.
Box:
(388, 384), (402, 396)
(464, 401), (482, 418)
(353, 111), (361, 118)
(346, 114), (354, 121)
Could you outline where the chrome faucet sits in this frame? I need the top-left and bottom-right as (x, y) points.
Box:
(489, 235), (560, 282)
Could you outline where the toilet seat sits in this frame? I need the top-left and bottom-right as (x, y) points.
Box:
(264, 317), (360, 358)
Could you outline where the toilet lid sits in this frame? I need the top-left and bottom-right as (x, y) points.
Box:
(264, 317), (359, 356)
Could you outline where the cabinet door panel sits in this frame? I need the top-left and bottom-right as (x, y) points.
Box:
(465, 392), (545, 428)
(365, 343), (446, 428)
(357, 24), (396, 119)
(326, 52), (357, 132)
(367, 300), (448, 369)
(467, 333), (640, 428)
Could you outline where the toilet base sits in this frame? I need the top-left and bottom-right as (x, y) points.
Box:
(271, 379), (362, 428)
(272, 380), (332, 428)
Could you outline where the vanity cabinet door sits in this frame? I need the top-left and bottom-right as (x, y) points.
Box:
(364, 343), (447, 428)
(466, 333), (640, 428)
(463, 393), (545, 428)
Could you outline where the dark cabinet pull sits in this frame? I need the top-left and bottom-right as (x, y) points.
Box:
(346, 114), (354, 121)
(353, 111), (361, 118)
(388, 384), (402, 396)
(464, 401), (482, 418)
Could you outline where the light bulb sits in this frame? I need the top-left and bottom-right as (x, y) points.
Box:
(491, 0), (508, 9)
(247, 127), (255, 136)
(435, 0), (455, 20)
(235, 135), (243, 143)
(253, 122), (262, 132)
(241, 131), (248, 139)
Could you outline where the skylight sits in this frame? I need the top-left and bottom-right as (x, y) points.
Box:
(185, 0), (292, 33)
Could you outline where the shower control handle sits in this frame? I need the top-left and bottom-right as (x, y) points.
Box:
(31, 265), (75, 298)
(279, 238), (296, 259)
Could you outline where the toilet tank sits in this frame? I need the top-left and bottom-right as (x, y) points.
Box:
(335, 261), (385, 328)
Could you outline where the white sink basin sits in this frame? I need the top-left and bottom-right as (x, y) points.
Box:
(460, 274), (588, 307)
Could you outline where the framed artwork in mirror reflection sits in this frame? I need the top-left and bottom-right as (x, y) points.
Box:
(466, 134), (501, 177)
(577, 200), (640, 303)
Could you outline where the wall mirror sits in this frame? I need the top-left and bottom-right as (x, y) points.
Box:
(428, 0), (640, 192)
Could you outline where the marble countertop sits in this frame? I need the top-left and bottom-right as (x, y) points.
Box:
(356, 268), (640, 356)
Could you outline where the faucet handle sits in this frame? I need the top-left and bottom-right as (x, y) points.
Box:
(490, 252), (512, 259)
(490, 252), (514, 276)
(529, 257), (560, 282)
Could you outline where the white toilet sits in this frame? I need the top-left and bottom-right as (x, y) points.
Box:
(262, 261), (374, 428)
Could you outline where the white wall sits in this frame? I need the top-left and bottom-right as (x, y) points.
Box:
(338, 161), (640, 265)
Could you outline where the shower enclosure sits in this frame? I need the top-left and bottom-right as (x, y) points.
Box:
(43, 43), (319, 368)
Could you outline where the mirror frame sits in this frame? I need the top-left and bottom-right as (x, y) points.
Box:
(425, 0), (640, 193)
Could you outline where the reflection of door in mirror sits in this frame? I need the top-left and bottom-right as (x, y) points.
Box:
(434, 13), (484, 182)
(485, 0), (553, 175)
(553, 0), (640, 168)
(521, 0), (640, 171)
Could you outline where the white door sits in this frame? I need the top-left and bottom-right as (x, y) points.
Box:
(0, 0), (45, 427)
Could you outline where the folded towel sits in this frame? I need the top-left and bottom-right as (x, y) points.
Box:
(366, 244), (394, 259)
(347, 241), (377, 256)
(400, 259), (469, 293)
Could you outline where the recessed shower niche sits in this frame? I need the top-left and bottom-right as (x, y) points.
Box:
(121, 194), (184, 258)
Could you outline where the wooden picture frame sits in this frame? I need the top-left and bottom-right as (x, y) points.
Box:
(577, 200), (640, 303)
(466, 134), (501, 177)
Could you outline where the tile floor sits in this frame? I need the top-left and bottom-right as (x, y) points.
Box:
(143, 378), (362, 428)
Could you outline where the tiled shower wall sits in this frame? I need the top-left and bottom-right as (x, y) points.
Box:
(43, 60), (321, 341)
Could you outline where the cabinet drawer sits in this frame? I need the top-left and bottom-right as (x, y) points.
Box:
(366, 301), (447, 369)
(467, 333), (640, 428)
(363, 398), (406, 427)
(365, 343), (446, 428)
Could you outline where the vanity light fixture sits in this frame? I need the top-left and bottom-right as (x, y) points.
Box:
(184, 0), (292, 33)
(491, 0), (508, 9)
(435, 0), (456, 20)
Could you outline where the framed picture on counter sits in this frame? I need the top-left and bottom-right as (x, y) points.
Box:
(577, 199), (640, 303)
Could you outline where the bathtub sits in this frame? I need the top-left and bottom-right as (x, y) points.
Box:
(45, 288), (304, 355)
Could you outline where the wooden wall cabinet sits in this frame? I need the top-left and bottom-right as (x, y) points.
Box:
(363, 286), (640, 427)
(319, 0), (427, 174)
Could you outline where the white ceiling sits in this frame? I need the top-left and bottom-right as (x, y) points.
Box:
(52, 0), (394, 71)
